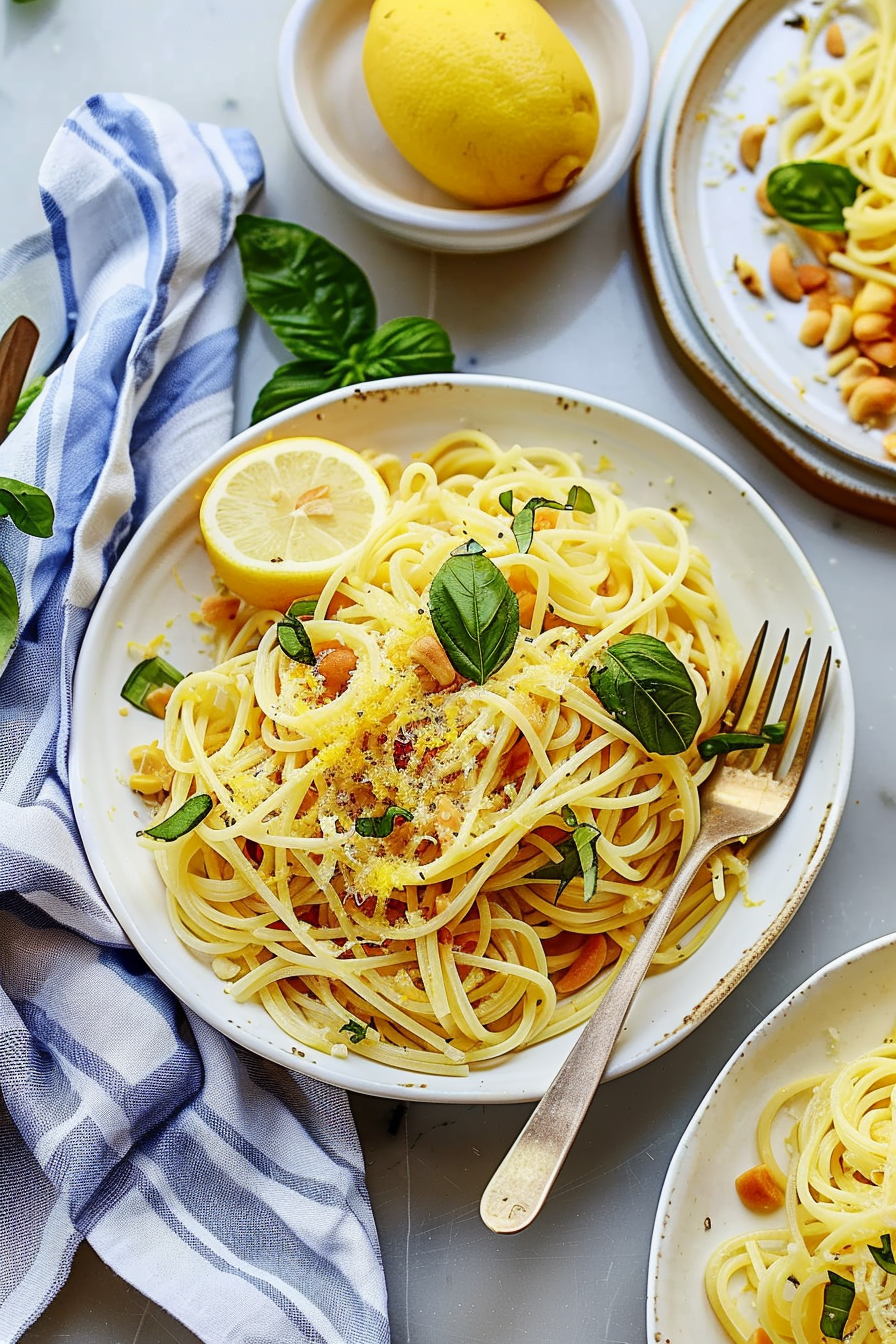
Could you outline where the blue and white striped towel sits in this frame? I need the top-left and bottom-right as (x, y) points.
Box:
(0, 94), (389, 1344)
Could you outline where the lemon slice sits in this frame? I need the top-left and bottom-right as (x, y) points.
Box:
(199, 437), (391, 610)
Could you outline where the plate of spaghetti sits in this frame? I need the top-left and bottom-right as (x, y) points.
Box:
(650, 933), (896, 1344)
(661, 0), (896, 477)
(69, 375), (853, 1101)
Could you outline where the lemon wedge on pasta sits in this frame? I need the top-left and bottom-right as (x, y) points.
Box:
(199, 437), (390, 610)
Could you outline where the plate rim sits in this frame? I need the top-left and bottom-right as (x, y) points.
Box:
(69, 371), (856, 1102)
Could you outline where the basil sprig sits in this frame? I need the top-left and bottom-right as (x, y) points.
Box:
(821, 1270), (855, 1339)
(235, 217), (455, 424)
(339, 1019), (370, 1044)
(871, 1234), (896, 1275)
(589, 634), (700, 756)
(139, 794), (213, 841)
(356, 805), (413, 838)
(698, 720), (787, 760)
(529, 813), (601, 902)
(0, 468), (55, 666)
(499, 485), (595, 554)
(766, 162), (862, 232)
(277, 600), (316, 664)
(121, 656), (185, 714)
(7, 376), (46, 434)
(429, 541), (519, 684)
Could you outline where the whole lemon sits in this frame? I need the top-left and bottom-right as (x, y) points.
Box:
(362, 0), (599, 208)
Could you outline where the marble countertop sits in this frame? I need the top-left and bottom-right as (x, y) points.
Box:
(2, 1), (894, 1341)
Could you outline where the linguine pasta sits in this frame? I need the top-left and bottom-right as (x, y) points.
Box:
(132, 432), (743, 1076)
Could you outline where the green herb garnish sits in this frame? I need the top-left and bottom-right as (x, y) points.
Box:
(356, 805), (414, 838)
(276, 605), (315, 663)
(139, 794), (213, 841)
(428, 544), (519, 684)
(528, 822), (601, 903)
(286, 598), (319, 618)
(766, 162), (862, 232)
(0, 467), (55, 666)
(698, 720), (788, 759)
(235, 217), (455, 424)
(339, 1019), (369, 1044)
(870, 1234), (896, 1275)
(588, 634), (700, 756)
(120, 656), (184, 714)
(7, 376), (46, 434)
(821, 1270), (855, 1339)
(560, 804), (577, 828)
(500, 485), (595, 554)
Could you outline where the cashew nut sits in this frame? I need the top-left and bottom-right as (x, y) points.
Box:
(755, 177), (776, 217)
(315, 643), (358, 698)
(825, 22), (845, 57)
(861, 340), (896, 369)
(854, 281), (896, 315)
(838, 356), (879, 401)
(408, 634), (455, 687)
(853, 311), (893, 342)
(739, 124), (767, 172)
(848, 377), (896, 423)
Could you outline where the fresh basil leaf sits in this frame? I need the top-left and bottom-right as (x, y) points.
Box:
(821, 1271), (855, 1339)
(339, 1019), (369, 1044)
(250, 362), (343, 425)
(350, 316), (454, 382)
(507, 487), (596, 554)
(277, 612), (315, 664)
(286, 598), (320, 619)
(7, 375), (46, 433)
(498, 490), (514, 515)
(871, 1234), (896, 1275)
(0, 477), (54, 538)
(121, 656), (184, 714)
(589, 634), (700, 755)
(766, 161), (862, 232)
(698, 719), (789, 760)
(139, 794), (213, 841)
(0, 557), (18, 665)
(565, 485), (595, 513)
(429, 550), (519, 684)
(451, 539), (485, 556)
(529, 823), (601, 902)
(561, 803), (577, 828)
(236, 216), (376, 363)
(356, 805), (414, 838)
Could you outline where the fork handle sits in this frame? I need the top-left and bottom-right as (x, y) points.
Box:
(479, 834), (719, 1233)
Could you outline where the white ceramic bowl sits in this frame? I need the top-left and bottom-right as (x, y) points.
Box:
(277, 0), (650, 253)
(69, 374), (853, 1103)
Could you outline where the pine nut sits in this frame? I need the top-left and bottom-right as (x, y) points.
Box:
(755, 177), (776, 217)
(769, 244), (802, 301)
(739, 124), (767, 172)
(825, 22), (845, 57)
(808, 289), (833, 313)
(823, 303), (854, 352)
(799, 310), (831, 346)
(838, 357), (879, 401)
(734, 255), (764, 297)
(854, 281), (896, 315)
(848, 377), (896, 423)
(826, 344), (859, 376)
(861, 340), (896, 368)
(853, 312), (893, 342)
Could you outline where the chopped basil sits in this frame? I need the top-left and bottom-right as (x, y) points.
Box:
(588, 634), (700, 756)
(870, 1234), (896, 1274)
(560, 803), (577, 828)
(277, 608), (315, 663)
(766, 161), (862, 232)
(428, 546), (518, 684)
(139, 793), (213, 841)
(528, 822), (601, 902)
(501, 485), (596, 554)
(356, 805), (413, 838)
(698, 720), (789, 760)
(339, 1019), (369, 1044)
(286, 598), (319, 618)
(821, 1270), (855, 1339)
(121, 656), (185, 714)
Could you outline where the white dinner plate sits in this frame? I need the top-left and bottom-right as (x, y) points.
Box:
(660, 0), (896, 480)
(69, 374), (854, 1103)
(648, 933), (896, 1343)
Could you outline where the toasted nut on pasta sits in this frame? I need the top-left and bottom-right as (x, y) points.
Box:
(854, 280), (896, 315)
(848, 377), (896, 423)
(861, 340), (896, 368)
(794, 225), (844, 263)
(734, 254), (764, 297)
(735, 1164), (785, 1213)
(823, 303), (854, 352)
(755, 176), (776, 216)
(799, 310), (831, 347)
(739, 124), (767, 172)
(315, 644), (358, 698)
(883, 432), (896, 458)
(839, 356), (879, 400)
(808, 289), (833, 313)
(853, 311), (893, 342)
(795, 264), (829, 293)
(827, 344), (860, 375)
(769, 244), (802, 301)
(825, 22), (845, 57)
(409, 634), (455, 687)
(200, 594), (241, 626)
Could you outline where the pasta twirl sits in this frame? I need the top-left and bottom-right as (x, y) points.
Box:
(132, 432), (743, 1076)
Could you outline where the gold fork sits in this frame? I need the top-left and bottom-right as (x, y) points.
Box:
(480, 624), (831, 1234)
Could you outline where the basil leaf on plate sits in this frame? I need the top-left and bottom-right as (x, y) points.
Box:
(429, 549), (519, 684)
(286, 598), (320, 619)
(277, 609), (315, 664)
(766, 161), (862, 231)
(7, 375), (46, 433)
(339, 1019), (370, 1043)
(504, 485), (596, 554)
(348, 316), (455, 381)
(139, 794), (213, 841)
(121, 656), (185, 714)
(820, 1270), (855, 1339)
(528, 822), (601, 902)
(0, 558), (18, 665)
(356, 805), (414, 838)
(251, 363), (343, 425)
(870, 1234), (896, 1275)
(0, 477), (55, 538)
(588, 633), (700, 755)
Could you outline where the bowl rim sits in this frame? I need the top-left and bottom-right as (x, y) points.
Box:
(276, 0), (651, 238)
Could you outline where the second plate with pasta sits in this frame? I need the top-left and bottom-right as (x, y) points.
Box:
(69, 374), (852, 1102)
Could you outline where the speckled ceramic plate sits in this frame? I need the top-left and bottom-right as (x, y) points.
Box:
(634, 0), (896, 524)
(662, 0), (896, 477)
(69, 375), (853, 1103)
(648, 933), (896, 1343)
